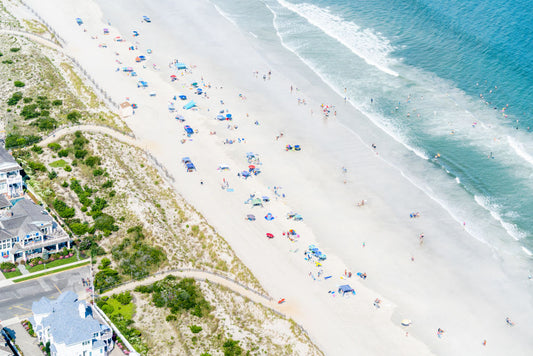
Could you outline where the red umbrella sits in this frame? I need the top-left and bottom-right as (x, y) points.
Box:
(249, 165), (255, 170)
(170, 75), (177, 78)
(266, 233), (274, 238)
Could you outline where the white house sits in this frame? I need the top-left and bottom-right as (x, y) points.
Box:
(31, 291), (114, 356)
(0, 198), (70, 263)
(0, 148), (23, 198)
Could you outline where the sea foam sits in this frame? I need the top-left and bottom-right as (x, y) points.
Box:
(276, 0), (399, 77)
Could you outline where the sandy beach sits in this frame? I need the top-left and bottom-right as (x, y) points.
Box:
(16, 0), (533, 354)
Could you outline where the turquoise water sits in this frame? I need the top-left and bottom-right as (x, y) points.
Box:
(209, 0), (533, 255)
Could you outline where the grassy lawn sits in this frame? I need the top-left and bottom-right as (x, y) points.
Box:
(27, 255), (79, 273)
(107, 297), (135, 320)
(2, 269), (22, 279)
(49, 159), (67, 168)
(14, 260), (90, 283)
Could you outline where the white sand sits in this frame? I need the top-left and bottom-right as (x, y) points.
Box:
(18, 0), (533, 355)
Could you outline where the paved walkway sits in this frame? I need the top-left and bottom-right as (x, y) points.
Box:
(102, 270), (281, 313)
(38, 124), (138, 148)
(17, 264), (29, 275)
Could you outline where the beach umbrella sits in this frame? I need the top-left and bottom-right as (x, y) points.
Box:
(170, 75), (177, 78)
(265, 213), (274, 221)
(266, 233), (274, 238)
(401, 319), (412, 327)
(248, 165), (255, 170)
(246, 214), (255, 221)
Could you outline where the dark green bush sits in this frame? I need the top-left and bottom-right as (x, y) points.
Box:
(57, 149), (69, 157)
(166, 314), (177, 322)
(67, 110), (81, 123)
(48, 142), (61, 151)
(101, 180), (113, 188)
(4, 133), (40, 148)
(94, 268), (121, 291)
(48, 170), (57, 180)
(10, 48), (20, 52)
(85, 156), (101, 167)
(93, 213), (118, 232)
(27, 161), (47, 172)
(68, 222), (88, 235)
(190, 325), (202, 333)
(2, 60), (13, 64)
(14, 80), (25, 87)
(52, 99), (62, 106)
(31, 145), (43, 154)
(223, 339), (243, 356)
(115, 291), (132, 305)
(23, 97), (32, 103)
(7, 91), (23, 106)
(74, 149), (88, 159)
(93, 168), (104, 176)
(53, 199), (75, 218)
(64, 165), (72, 172)
(20, 104), (40, 119)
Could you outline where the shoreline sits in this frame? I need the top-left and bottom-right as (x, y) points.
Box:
(18, 0), (533, 355)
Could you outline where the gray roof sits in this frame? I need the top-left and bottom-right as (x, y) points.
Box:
(33, 291), (110, 347)
(0, 199), (53, 239)
(0, 195), (11, 210)
(0, 148), (21, 174)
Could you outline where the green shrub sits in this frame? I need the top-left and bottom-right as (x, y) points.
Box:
(57, 149), (69, 157)
(20, 104), (40, 119)
(52, 99), (62, 106)
(166, 314), (177, 322)
(48, 142), (61, 151)
(61, 181), (69, 187)
(223, 339), (243, 356)
(94, 268), (121, 291)
(101, 180), (113, 188)
(7, 92), (23, 106)
(10, 47), (20, 52)
(101, 304), (115, 315)
(5, 133), (40, 148)
(85, 156), (101, 167)
(93, 168), (104, 176)
(99, 257), (111, 269)
(190, 325), (202, 334)
(64, 165), (72, 172)
(23, 97), (32, 103)
(14, 81), (25, 87)
(74, 149), (88, 159)
(0, 262), (16, 270)
(35, 117), (58, 131)
(2, 60), (13, 64)
(93, 213), (118, 232)
(115, 291), (132, 305)
(27, 161), (47, 172)
(68, 222), (88, 235)
(73, 136), (87, 149)
(67, 110), (81, 123)
(53, 199), (75, 218)
(31, 145), (43, 154)
(48, 170), (57, 180)
(91, 197), (108, 214)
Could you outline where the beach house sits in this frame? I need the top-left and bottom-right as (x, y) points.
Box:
(0, 198), (71, 263)
(31, 291), (114, 356)
(0, 148), (23, 199)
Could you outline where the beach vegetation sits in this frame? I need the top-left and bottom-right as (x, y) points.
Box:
(57, 149), (69, 157)
(7, 91), (23, 105)
(31, 145), (43, 154)
(47, 170), (57, 180)
(47, 142), (61, 151)
(14, 80), (25, 87)
(9, 47), (20, 52)
(53, 199), (75, 219)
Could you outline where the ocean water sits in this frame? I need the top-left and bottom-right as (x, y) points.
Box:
(208, 0), (533, 257)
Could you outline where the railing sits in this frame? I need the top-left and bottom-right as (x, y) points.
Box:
(92, 304), (139, 356)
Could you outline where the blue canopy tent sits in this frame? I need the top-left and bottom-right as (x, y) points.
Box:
(142, 16), (151, 23)
(183, 100), (196, 110)
(179, 95), (187, 100)
(185, 162), (196, 172)
(184, 125), (194, 135)
(76, 18), (83, 25)
(241, 171), (251, 178)
(338, 285), (355, 295)
(196, 88), (203, 95)
(265, 213), (275, 221)
(175, 62), (187, 70)
(137, 80), (148, 88)
(216, 115), (226, 121)
(181, 157), (191, 164)
(175, 115), (185, 122)
(226, 114), (232, 120)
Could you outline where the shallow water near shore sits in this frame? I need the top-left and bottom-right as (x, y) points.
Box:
(207, 0), (533, 259)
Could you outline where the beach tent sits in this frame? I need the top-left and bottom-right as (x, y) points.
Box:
(217, 164), (230, 171)
(183, 100), (196, 110)
(196, 88), (203, 95)
(241, 171), (251, 178)
(246, 214), (256, 221)
(184, 125), (194, 135)
(122, 67), (133, 72)
(137, 80), (148, 88)
(181, 157), (191, 164)
(186, 162), (196, 172)
(338, 285), (355, 295)
(175, 62), (187, 70)
(175, 115), (185, 122)
(168, 103), (176, 112)
(251, 198), (262, 207)
(133, 30), (139, 37)
(142, 16), (151, 23)
(265, 213), (274, 221)
(226, 114), (232, 120)
(179, 95), (187, 100)
(76, 18), (83, 25)
(103, 28), (109, 34)
(216, 115), (226, 121)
